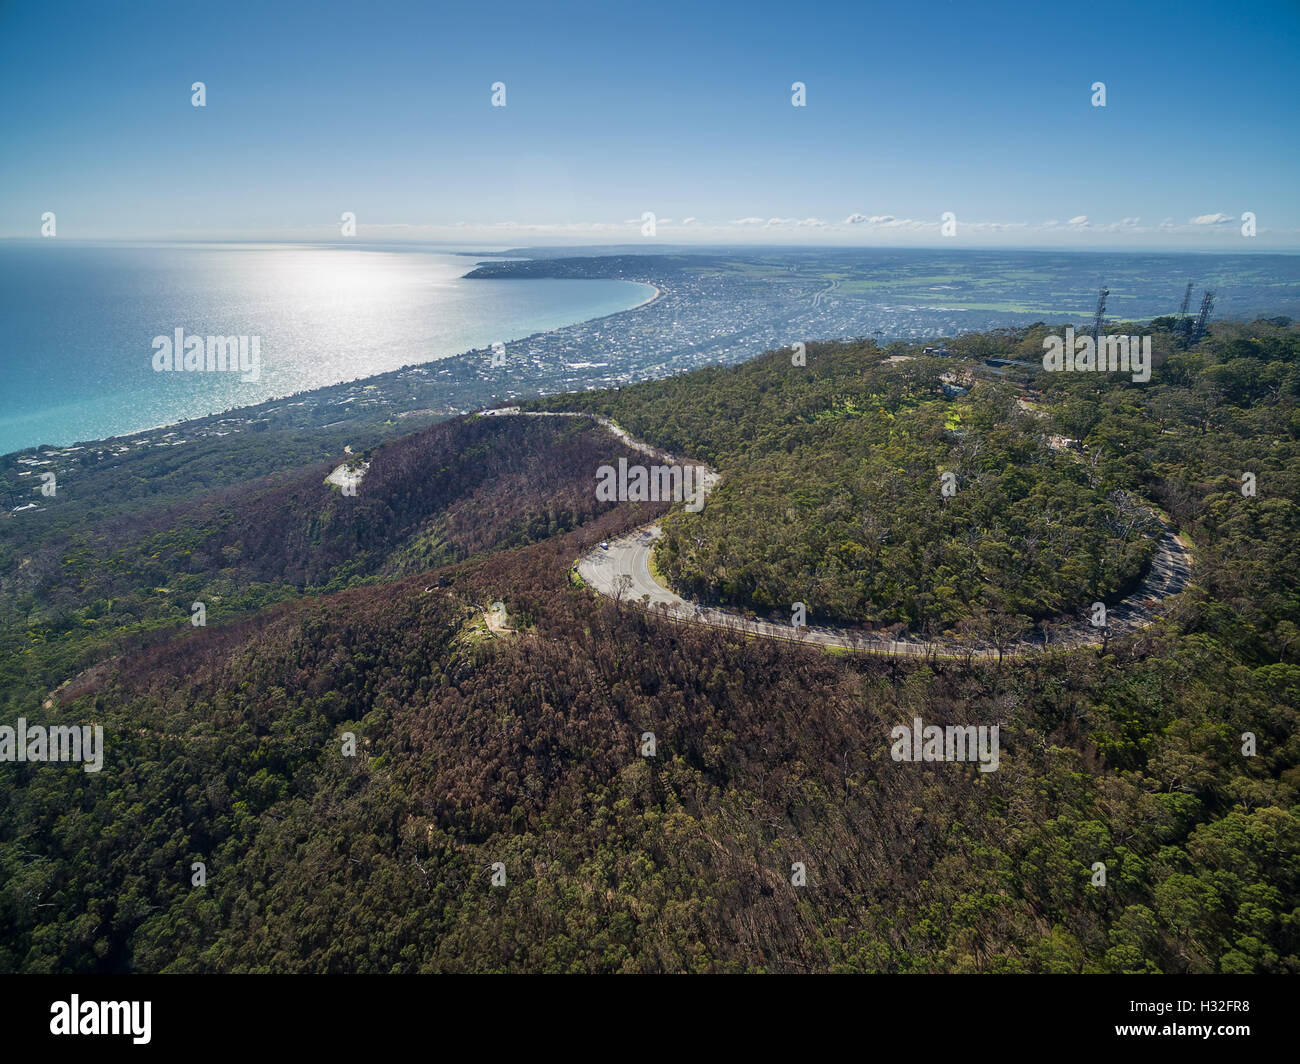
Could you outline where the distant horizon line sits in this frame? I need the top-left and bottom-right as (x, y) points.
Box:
(3, 238), (1299, 256)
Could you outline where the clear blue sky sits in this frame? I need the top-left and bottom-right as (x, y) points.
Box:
(2, 0), (1297, 247)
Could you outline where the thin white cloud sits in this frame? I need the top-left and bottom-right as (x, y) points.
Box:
(249, 212), (1297, 249)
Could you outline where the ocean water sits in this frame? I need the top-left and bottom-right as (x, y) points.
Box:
(0, 243), (653, 455)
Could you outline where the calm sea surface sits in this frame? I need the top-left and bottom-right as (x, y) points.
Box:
(0, 243), (653, 454)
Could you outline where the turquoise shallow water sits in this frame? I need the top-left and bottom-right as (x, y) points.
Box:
(0, 242), (652, 455)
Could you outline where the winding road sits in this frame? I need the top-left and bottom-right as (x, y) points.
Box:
(486, 407), (1195, 659)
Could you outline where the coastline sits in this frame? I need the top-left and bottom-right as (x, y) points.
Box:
(11, 240), (1298, 460)
(626, 283), (661, 310)
(0, 276), (663, 459)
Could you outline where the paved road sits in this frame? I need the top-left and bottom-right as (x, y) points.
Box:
(579, 521), (1194, 659)
(487, 407), (1195, 659)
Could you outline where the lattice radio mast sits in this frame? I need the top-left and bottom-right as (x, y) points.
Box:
(1092, 287), (1109, 344)
(1175, 282), (1194, 346)
(1190, 289), (1215, 344)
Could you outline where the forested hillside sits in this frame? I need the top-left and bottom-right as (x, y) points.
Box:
(0, 414), (659, 718)
(536, 319), (1300, 655)
(2, 321), (1297, 973)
